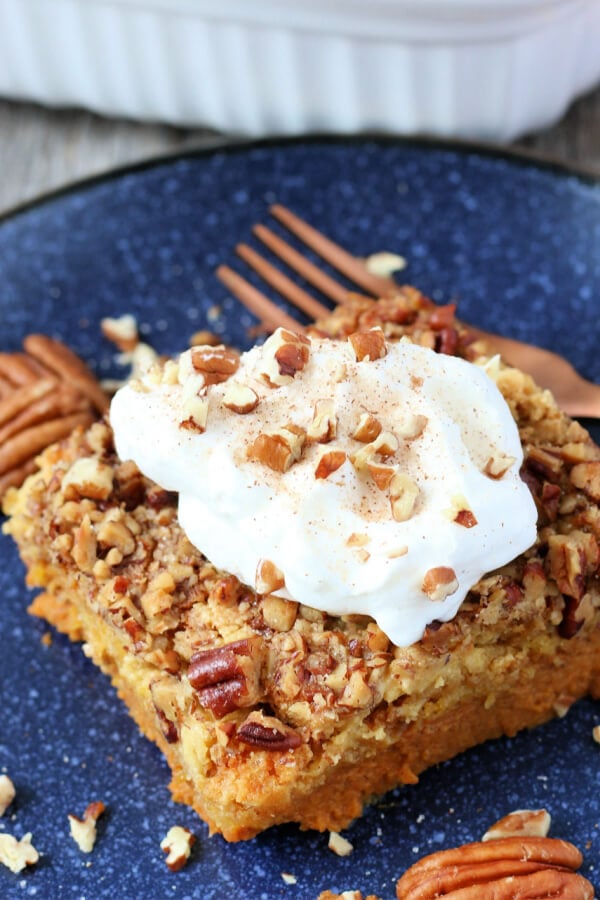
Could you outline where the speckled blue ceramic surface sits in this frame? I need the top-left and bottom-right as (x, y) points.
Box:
(1, 138), (599, 899)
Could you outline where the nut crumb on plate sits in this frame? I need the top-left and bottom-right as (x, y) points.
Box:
(328, 831), (354, 856)
(0, 832), (39, 873)
(482, 808), (551, 841)
(0, 775), (16, 816)
(68, 801), (106, 853)
(160, 825), (195, 871)
(100, 314), (139, 352)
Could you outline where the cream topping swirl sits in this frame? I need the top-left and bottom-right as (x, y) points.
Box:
(110, 327), (537, 646)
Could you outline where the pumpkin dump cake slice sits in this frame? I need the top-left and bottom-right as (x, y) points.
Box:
(4, 289), (600, 842)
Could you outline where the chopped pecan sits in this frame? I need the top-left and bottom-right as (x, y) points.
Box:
(428, 302), (457, 330)
(348, 327), (387, 362)
(180, 376), (209, 432)
(101, 313), (139, 352)
(191, 345), (240, 385)
(150, 677), (181, 743)
(351, 431), (398, 471)
(454, 508), (478, 528)
(307, 399), (337, 443)
(570, 460), (600, 502)
(236, 710), (302, 751)
(0, 832), (39, 874)
(483, 809), (551, 841)
(68, 801), (106, 853)
(187, 637), (264, 717)
(247, 425), (306, 473)
(484, 454), (516, 479)
(315, 450), (346, 479)
(190, 329), (221, 347)
(0, 775), (16, 817)
(255, 558), (285, 595)
(547, 530), (599, 601)
(221, 380), (259, 414)
(328, 831), (354, 857)
(435, 326), (459, 355)
(160, 825), (195, 872)
(422, 566), (459, 601)
(71, 513), (97, 574)
(261, 595), (298, 632)
(259, 328), (311, 386)
(525, 446), (563, 482)
(397, 413), (427, 441)
(352, 412), (382, 443)
(389, 472), (419, 522)
(97, 518), (136, 557)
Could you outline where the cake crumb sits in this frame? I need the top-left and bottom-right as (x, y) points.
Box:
(593, 724), (600, 743)
(281, 872), (297, 884)
(328, 831), (354, 856)
(0, 832), (39, 873)
(0, 775), (16, 817)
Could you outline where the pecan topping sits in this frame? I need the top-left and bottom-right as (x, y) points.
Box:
(484, 454), (516, 479)
(221, 380), (259, 414)
(422, 566), (459, 601)
(547, 530), (599, 602)
(236, 711), (302, 751)
(307, 399), (337, 443)
(247, 425), (306, 473)
(259, 328), (311, 386)
(352, 412), (382, 443)
(191, 345), (240, 385)
(348, 327), (387, 362)
(315, 450), (346, 479)
(255, 558), (285, 595)
(187, 637), (264, 717)
(454, 508), (478, 528)
(570, 460), (600, 502)
(389, 472), (419, 522)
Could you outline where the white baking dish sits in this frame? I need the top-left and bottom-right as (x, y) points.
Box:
(0, 0), (598, 140)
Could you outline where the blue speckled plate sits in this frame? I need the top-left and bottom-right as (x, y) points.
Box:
(1, 137), (600, 899)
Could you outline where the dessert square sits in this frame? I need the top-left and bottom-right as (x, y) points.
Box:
(4, 290), (600, 841)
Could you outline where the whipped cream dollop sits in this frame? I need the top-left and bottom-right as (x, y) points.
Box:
(110, 327), (537, 646)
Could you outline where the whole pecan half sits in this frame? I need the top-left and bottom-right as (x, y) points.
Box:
(236, 711), (302, 751)
(395, 836), (592, 899)
(187, 637), (264, 718)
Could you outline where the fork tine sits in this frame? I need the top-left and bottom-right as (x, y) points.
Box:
(216, 264), (302, 333)
(253, 224), (350, 305)
(270, 204), (398, 299)
(235, 242), (331, 321)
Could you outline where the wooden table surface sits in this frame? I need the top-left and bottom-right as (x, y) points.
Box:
(0, 85), (599, 215)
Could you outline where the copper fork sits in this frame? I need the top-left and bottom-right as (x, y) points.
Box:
(216, 204), (600, 419)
